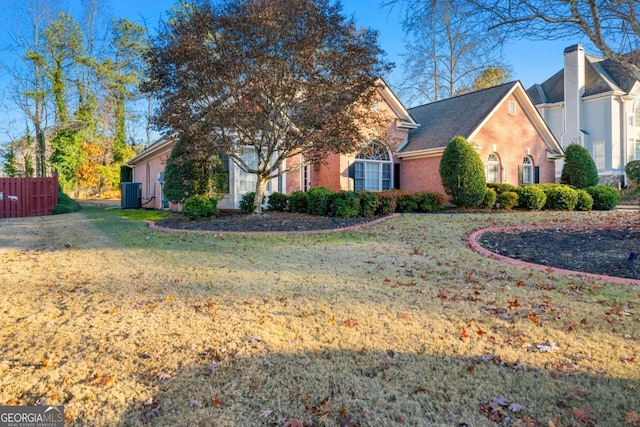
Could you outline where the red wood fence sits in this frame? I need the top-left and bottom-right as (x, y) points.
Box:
(0, 176), (59, 218)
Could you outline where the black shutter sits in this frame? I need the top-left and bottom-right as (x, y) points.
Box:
(394, 163), (401, 189)
(534, 166), (540, 184)
(348, 162), (355, 180)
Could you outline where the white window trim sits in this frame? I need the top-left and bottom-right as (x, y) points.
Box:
(593, 141), (605, 171)
(508, 101), (517, 116)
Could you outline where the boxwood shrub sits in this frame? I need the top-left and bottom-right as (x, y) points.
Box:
(496, 191), (519, 210)
(330, 191), (361, 218)
(480, 187), (497, 209)
(575, 189), (594, 211)
(397, 193), (419, 213)
(516, 186), (546, 210)
(239, 192), (255, 213)
(357, 192), (378, 217)
(306, 186), (334, 216)
(183, 195), (217, 220)
(487, 183), (518, 195)
(585, 185), (620, 210)
(267, 192), (288, 211)
(416, 192), (444, 212)
(544, 186), (578, 210)
(625, 160), (640, 185)
(375, 192), (397, 216)
(288, 190), (308, 213)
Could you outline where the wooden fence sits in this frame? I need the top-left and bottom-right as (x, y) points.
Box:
(0, 176), (59, 219)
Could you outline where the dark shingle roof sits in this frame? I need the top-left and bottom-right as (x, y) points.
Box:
(526, 52), (640, 104)
(400, 82), (518, 154)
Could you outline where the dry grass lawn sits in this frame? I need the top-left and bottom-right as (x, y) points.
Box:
(0, 206), (639, 426)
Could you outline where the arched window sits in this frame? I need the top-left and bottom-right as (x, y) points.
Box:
(521, 156), (534, 184)
(353, 141), (392, 191)
(485, 153), (501, 183)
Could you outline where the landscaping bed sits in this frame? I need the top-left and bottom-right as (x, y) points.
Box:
(479, 227), (640, 280)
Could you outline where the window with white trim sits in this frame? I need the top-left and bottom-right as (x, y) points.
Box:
(629, 138), (640, 161)
(508, 101), (517, 116)
(354, 142), (392, 191)
(634, 101), (640, 127)
(522, 156), (533, 184)
(593, 141), (605, 170)
(238, 150), (271, 193)
(485, 153), (501, 183)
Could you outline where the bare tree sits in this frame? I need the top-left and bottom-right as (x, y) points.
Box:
(384, 0), (508, 104)
(385, 0), (640, 77)
(145, 0), (392, 213)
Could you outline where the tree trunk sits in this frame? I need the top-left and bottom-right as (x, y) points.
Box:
(253, 176), (269, 214)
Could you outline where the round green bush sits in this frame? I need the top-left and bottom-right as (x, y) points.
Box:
(560, 144), (599, 189)
(480, 187), (497, 209)
(183, 195), (217, 220)
(575, 189), (593, 211)
(544, 186), (578, 210)
(585, 185), (620, 210)
(496, 191), (519, 210)
(306, 186), (334, 216)
(516, 186), (546, 210)
(439, 136), (486, 208)
(487, 183), (518, 195)
(288, 191), (308, 213)
(239, 192), (256, 213)
(267, 192), (288, 211)
(357, 192), (378, 217)
(416, 192), (444, 212)
(375, 193), (396, 216)
(330, 191), (361, 218)
(396, 194), (419, 213)
(625, 160), (640, 184)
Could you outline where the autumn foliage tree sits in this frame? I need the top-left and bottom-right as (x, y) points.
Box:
(145, 0), (392, 213)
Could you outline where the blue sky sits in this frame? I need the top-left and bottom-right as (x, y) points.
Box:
(0, 0), (584, 142)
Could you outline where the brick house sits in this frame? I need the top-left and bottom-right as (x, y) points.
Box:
(398, 81), (563, 195)
(127, 80), (562, 209)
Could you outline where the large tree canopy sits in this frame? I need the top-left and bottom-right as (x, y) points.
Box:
(385, 0), (640, 77)
(145, 0), (392, 212)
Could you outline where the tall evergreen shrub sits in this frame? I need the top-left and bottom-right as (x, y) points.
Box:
(560, 144), (599, 189)
(439, 135), (486, 207)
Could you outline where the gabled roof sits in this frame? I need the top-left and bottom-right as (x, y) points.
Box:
(399, 82), (516, 154)
(127, 133), (177, 167)
(527, 52), (639, 105)
(374, 78), (419, 130)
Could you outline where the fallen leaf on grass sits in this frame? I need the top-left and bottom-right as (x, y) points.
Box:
(41, 357), (58, 369)
(95, 375), (116, 387)
(624, 411), (640, 426)
(508, 298), (520, 308)
(397, 313), (411, 320)
(461, 327), (468, 339)
(189, 399), (203, 408)
(573, 406), (595, 425)
(165, 295), (175, 302)
(258, 409), (273, 418)
(212, 395), (223, 407)
(328, 316), (335, 324)
(342, 318), (358, 328)
(339, 408), (359, 426)
(283, 419), (304, 427)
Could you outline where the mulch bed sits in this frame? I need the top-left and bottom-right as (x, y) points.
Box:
(479, 227), (640, 280)
(154, 210), (380, 232)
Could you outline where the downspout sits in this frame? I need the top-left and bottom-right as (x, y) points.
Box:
(620, 96), (628, 188)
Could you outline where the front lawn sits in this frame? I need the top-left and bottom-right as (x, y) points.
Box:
(0, 208), (638, 426)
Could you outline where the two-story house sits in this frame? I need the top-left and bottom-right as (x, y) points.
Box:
(527, 44), (640, 187)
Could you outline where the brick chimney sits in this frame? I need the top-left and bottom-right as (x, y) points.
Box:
(561, 44), (585, 148)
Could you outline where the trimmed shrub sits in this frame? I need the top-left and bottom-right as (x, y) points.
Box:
(575, 189), (594, 211)
(586, 185), (620, 210)
(267, 192), (288, 211)
(376, 190), (405, 212)
(397, 193), (419, 213)
(496, 191), (519, 210)
(357, 192), (378, 217)
(375, 193), (397, 216)
(306, 186), (334, 216)
(239, 192), (256, 213)
(416, 192), (444, 212)
(288, 191), (308, 213)
(487, 183), (518, 195)
(330, 191), (361, 218)
(516, 186), (546, 210)
(480, 187), (497, 209)
(560, 143), (599, 189)
(625, 160), (640, 184)
(544, 186), (579, 210)
(164, 137), (212, 204)
(183, 195), (217, 220)
(439, 135), (487, 207)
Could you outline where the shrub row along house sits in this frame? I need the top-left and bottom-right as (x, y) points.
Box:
(127, 79), (564, 210)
